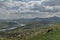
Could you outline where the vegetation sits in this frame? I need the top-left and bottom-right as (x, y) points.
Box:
(0, 21), (60, 40)
(30, 31), (60, 40)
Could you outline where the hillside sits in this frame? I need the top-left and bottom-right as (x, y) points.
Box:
(0, 21), (60, 40)
(30, 31), (60, 40)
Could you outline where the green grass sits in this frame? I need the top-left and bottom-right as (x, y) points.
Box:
(30, 31), (60, 40)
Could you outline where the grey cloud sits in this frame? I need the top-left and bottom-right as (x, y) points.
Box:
(0, 0), (60, 19)
(13, 0), (41, 2)
(42, 0), (60, 6)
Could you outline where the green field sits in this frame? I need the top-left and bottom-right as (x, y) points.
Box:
(30, 31), (60, 40)
(0, 21), (60, 40)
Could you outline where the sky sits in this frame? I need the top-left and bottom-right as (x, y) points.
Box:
(0, 0), (60, 19)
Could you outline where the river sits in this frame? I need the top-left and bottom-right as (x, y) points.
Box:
(0, 27), (17, 31)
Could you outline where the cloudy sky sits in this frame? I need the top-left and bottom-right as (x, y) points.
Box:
(0, 0), (60, 19)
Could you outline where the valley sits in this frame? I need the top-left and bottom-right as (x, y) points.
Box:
(0, 18), (60, 40)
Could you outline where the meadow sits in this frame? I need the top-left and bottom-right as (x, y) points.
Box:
(0, 21), (60, 40)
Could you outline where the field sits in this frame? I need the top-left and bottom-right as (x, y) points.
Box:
(30, 31), (60, 40)
(0, 21), (60, 40)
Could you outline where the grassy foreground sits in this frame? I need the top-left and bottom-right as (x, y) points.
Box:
(0, 22), (60, 40)
(29, 23), (60, 40)
(30, 31), (60, 40)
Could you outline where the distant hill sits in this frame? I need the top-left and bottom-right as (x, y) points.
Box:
(11, 16), (60, 23)
(0, 16), (60, 23)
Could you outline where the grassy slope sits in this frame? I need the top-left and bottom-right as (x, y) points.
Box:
(30, 31), (60, 40)
(0, 22), (60, 40)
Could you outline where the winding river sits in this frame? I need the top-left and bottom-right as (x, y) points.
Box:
(0, 27), (17, 31)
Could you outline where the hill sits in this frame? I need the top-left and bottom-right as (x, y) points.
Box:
(11, 16), (60, 23)
(30, 31), (60, 40)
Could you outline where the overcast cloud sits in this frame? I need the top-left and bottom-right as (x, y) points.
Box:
(0, 0), (60, 19)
